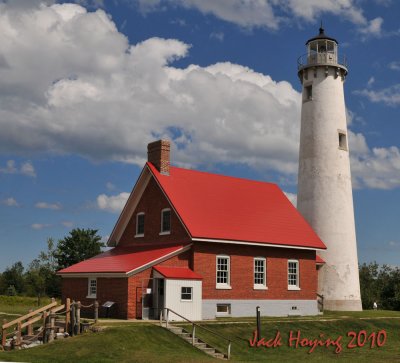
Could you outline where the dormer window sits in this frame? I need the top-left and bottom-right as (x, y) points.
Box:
(160, 208), (171, 235)
(135, 212), (145, 237)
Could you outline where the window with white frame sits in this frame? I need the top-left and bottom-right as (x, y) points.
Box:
(216, 255), (230, 288)
(160, 208), (171, 234)
(254, 257), (267, 289)
(216, 304), (231, 315)
(288, 260), (300, 290)
(181, 287), (192, 301)
(136, 212), (145, 237)
(88, 278), (97, 298)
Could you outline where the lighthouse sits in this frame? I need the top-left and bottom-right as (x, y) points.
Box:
(297, 27), (362, 311)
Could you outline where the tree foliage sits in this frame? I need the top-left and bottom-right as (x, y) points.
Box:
(2, 261), (25, 294)
(55, 228), (104, 270)
(0, 229), (104, 299)
(359, 262), (400, 310)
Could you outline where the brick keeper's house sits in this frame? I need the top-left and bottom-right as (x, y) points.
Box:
(58, 140), (326, 320)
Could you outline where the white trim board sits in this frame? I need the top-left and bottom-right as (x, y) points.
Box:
(192, 238), (325, 251)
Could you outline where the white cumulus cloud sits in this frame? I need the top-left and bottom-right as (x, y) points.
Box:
(2, 197), (19, 207)
(135, 0), (381, 35)
(354, 84), (400, 106)
(0, 160), (36, 177)
(0, 2), (398, 190)
(97, 192), (130, 213)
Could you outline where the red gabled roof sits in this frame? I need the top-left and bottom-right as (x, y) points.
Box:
(147, 162), (326, 250)
(58, 242), (190, 275)
(153, 266), (203, 280)
(316, 255), (326, 264)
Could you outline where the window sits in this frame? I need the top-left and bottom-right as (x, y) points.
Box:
(254, 257), (267, 289)
(288, 260), (300, 290)
(216, 255), (231, 288)
(88, 278), (97, 298)
(160, 208), (171, 234)
(136, 212), (145, 237)
(181, 287), (192, 301)
(216, 304), (231, 315)
(338, 131), (347, 151)
(304, 85), (312, 101)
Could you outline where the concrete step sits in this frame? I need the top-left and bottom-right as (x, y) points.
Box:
(193, 342), (207, 349)
(201, 347), (216, 354)
(184, 337), (200, 344)
(163, 325), (227, 360)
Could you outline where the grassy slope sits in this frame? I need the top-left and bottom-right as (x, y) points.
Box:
(1, 307), (400, 362)
(189, 317), (400, 362)
(1, 325), (214, 363)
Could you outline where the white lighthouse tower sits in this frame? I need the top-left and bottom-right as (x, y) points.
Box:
(297, 27), (362, 311)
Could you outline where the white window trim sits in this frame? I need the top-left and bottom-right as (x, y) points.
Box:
(216, 255), (231, 289)
(135, 212), (145, 238)
(180, 287), (193, 302)
(87, 277), (97, 299)
(288, 259), (301, 290)
(160, 208), (171, 235)
(254, 257), (268, 290)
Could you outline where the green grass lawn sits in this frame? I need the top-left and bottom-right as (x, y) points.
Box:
(1, 305), (400, 362)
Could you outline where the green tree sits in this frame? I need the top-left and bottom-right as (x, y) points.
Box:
(56, 228), (104, 270)
(25, 238), (61, 303)
(0, 272), (5, 294)
(2, 261), (25, 294)
(359, 262), (379, 309)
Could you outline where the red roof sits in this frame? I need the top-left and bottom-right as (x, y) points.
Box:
(147, 162), (326, 250)
(316, 255), (326, 264)
(153, 266), (203, 280)
(58, 243), (189, 275)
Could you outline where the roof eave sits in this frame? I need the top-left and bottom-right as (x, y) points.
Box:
(191, 237), (327, 251)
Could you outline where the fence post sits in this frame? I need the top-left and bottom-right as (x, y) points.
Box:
(48, 313), (55, 343)
(166, 309), (169, 329)
(228, 341), (231, 360)
(94, 301), (99, 323)
(65, 298), (71, 334)
(192, 324), (195, 346)
(2, 319), (8, 347)
(27, 309), (33, 336)
(159, 309), (163, 327)
(16, 321), (22, 347)
(42, 311), (49, 343)
(76, 301), (81, 335)
(70, 301), (75, 337)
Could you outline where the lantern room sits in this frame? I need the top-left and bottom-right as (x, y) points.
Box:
(306, 26), (338, 65)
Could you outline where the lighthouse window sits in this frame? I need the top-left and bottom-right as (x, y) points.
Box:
(304, 85), (312, 102)
(339, 132), (347, 150)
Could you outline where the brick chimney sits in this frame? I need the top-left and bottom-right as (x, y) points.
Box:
(147, 140), (170, 175)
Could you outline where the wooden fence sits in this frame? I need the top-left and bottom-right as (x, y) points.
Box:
(1, 298), (99, 350)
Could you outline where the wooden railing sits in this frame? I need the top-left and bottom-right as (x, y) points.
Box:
(1, 298), (99, 349)
(160, 308), (232, 359)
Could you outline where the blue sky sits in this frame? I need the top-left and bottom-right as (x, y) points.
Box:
(1, 0), (399, 271)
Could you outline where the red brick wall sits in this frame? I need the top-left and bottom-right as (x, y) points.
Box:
(119, 177), (191, 246)
(61, 250), (192, 319)
(193, 242), (317, 300)
(62, 277), (128, 319)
